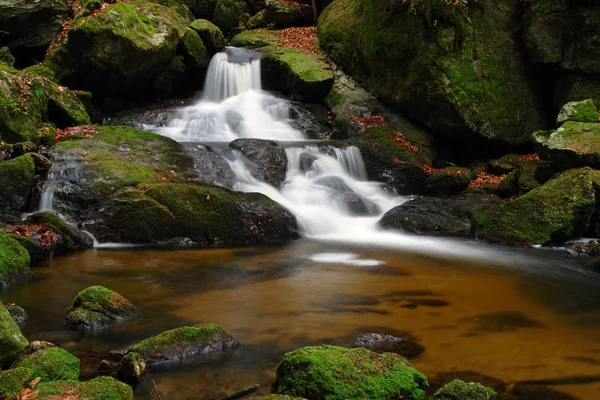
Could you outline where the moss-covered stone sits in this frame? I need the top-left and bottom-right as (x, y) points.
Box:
(189, 19), (227, 53)
(25, 212), (93, 254)
(117, 351), (146, 384)
(533, 121), (600, 170)
(229, 138), (287, 186)
(475, 168), (598, 245)
(0, 230), (31, 288)
(23, 65), (56, 81)
(182, 0), (217, 19)
(272, 345), (428, 400)
(431, 379), (496, 400)
(0, 47), (15, 67)
(65, 285), (138, 331)
(230, 28), (279, 47)
(0, 367), (32, 398)
(0, 300), (29, 364)
(130, 323), (239, 363)
(318, 0), (547, 146)
(15, 347), (79, 382)
(424, 167), (474, 196)
(7, 304), (27, 324)
(556, 99), (599, 125)
(36, 376), (134, 400)
(0, 154), (35, 210)
(178, 28), (209, 72)
(153, 55), (187, 98)
(213, 0), (248, 36)
(265, 0), (313, 28)
(247, 9), (268, 29)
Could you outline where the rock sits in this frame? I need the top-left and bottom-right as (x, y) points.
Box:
(379, 195), (502, 237)
(0, 367), (32, 399)
(251, 397), (307, 400)
(189, 19), (226, 53)
(15, 346), (79, 382)
(265, 0), (313, 28)
(247, 9), (268, 29)
(349, 126), (431, 195)
(318, 0), (547, 146)
(567, 240), (600, 256)
(7, 304), (27, 324)
(489, 154), (520, 174)
(516, 160), (555, 195)
(271, 345), (428, 400)
(35, 376), (134, 400)
(230, 139), (287, 186)
(0, 47), (15, 67)
(65, 286), (138, 331)
(96, 359), (114, 375)
(424, 167), (474, 197)
(585, 255), (600, 272)
(25, 212), (94, 255)
(183, 143), (237, 188)
(533, 122), (600, 170)
(28, 152), (52, 175)
(0, 231), (31, 288)
(27, 341), (56, 353)
(0, 154), (35, 210)
(8, 223), (63, 264)
(0, 300), (29, 365)
(314, 176), (380, 216)
(430, 379), (496, 400)
(299, 152), (318, 172)
(182, 0), (217, 19)
(213, 0), (248, 36)
(556, 99), (599, 125)
(117, 351), (146, 384)
(127, 324), (239, 363)
(178, 28), (210, 71)
(475, 168), (599, 246)
(351, 333), (425, 359)
(0, 0), (70, 65)
(46, 1), (189, 99)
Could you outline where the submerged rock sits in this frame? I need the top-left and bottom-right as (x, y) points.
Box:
(271, 345), (428, 400)
(351, 332), (425, 359)
(431, 379), (496, 400)
(35, 376), (134, 400)
(475, 168), (599, 246)
(7, 304), (27, 324)
(230, 138), (288, 186)
(15, 346), (80, 382)
(0, 230), (31, 288)
(65, 286), (138, 331)
(117, 351), (146, 384)
(0, 300), (29, 365)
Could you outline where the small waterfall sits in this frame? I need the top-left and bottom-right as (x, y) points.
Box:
(39, 172), (57, 212)
(202, 47), (262, 102)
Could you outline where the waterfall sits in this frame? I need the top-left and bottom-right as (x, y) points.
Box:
(202, 47), (262, 102)
(39, 172), (57, 212)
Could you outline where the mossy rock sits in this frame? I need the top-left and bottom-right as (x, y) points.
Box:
(533, 121), (600, 170)
(431, 379), (496, 400)
(0, 154), (35, 210)
(15, 347), (80, 382)
(265, 0), (313, 28)
(153, 55), (187, 98)
(65, 285), (138, 331)
(556, 99), (599, 125)
(150, 0), (195, 21)
(515, 160), (555, 196)
(475, 168), (599, 246)
(25, 212), (94, 254)
(489, 154), (520, 174)
(117, 351), (146, 384)
(0, 47), (15, 67)
(129, 323), (239, 363)
(424, 167), (474, 197)
(182, 0), (217, 19)
(0, 300), (29, 365)
(0, 367), (32, 398)
(178, 28), (209, 70)
(35, 376), (134, 400)
(0, 230), (31, 289)
(247, 9), (268, 29)
(189, 19), (227, 53)
(230, 29), (279, 47)
(46, 1), (188, 98)
(213, 0), (248, 36)
(318, 0), (547, 146)
(272, 345), (428, 400)
(7, 304), (27, 324)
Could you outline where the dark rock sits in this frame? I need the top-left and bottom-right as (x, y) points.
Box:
(25, 212), (94, 255)
(7, 304), (27, 324)
(351, 333), (425, 359)
(568, 240), (600, 256)
(0, 154), (35, 210)
(489, 154), (520, 174)
(230, 139), (287, 186)
(117, 352), (146, 384)
(299, 152), (318, 172)
(424, 167), (474, 197)
(265, 0), (313, 28)
(315, 176), (380, 216)
(182, 144), (236, 188)
(213, 0), (248, 36)
(189, 19), (226, 53)
(95, 359), (115, 375)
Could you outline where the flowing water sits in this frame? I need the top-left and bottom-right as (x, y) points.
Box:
(16, 48), (600, 399)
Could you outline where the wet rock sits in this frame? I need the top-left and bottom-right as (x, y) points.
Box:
(0, 230), (31, 289)
(0, 367), (32, 399)
(230, 139), (288, 186)
(475, 168), (598, 246)
(7, 223), (62, 264)
(25, 212), (93, 255)
(424, 167), (474, 197)
(189, 19), (226, 53)
(0, 300), (29, 365)
(271, 345), (428, 400)
(117, 351), (146, 384)
(183, 144), (236, 188)
(15, 346), (80, 382)
(315, 176), (380, 216)
(35, 376), (133, 400)
(566, 240), (600, 256)
(299, 152), (318, 172)
(489, 154), (520, 174)
(431, 379), (496, 400)
(65, 286), (138, 332)
(7, 304), (27, 324)
(351, 333), (425, 359)
(96, 359), (114, 375)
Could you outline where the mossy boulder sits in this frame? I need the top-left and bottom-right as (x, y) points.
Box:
(229, 139), (287, 186)
(431, 379), (496, 400)
(46, 1), (189, 98)
(265, 0), (313, 28)
(35, 376), (134, 400)
(0, 367), (32, 398)
(213, 0), (248, 36)
(533, 121), (600, 170)
(349, 126), (432, 195)
(65, 286), (138, 331)
(0, 154), (35, 210)
(247, 9), (268, 29)
(424, 167), (474, 197)
(271, 345), (428, 400)
(189, 19), (226, 53)
(0, 300), (29, 365)
(7, 304), (27, 324)
(556, 99), (599, 125)
(318, 0), (547, 146)
(117, 351), (146, 384)
(0, 230), (31, 288)
(181, 0), (217, 19)
(0, 47), (15, 67)
(475, 168), (599, 246)
(128, 323), (239, 363)
(25, 212), (93, 255)
(14, 347), (79, 382)
(178, 28), (210, 70)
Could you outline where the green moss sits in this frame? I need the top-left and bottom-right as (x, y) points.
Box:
(0, 229), (31, 287)
(0, 367), (32, 398)
(0, 47), (15, 67)
(36, 376), (133, 400)
(247, 9), (268, 29)
(431, 379), (496, 400)
(252, 396), (307, 400)
(131, 323), (227, 359)
(25, 211), (92, 252)
(180, 28), (208, 65)
(71, 285), (137, 316)
(570, 100), (599, 123)
(272, 345), (428, 400)
(15, 347), (80, 383)
(23, 65), (57, 82)
(189, 19), (226, 52)
(475, 168), (598, 245)
(213, 0), (248, 35)
(230, 29), (279, 47)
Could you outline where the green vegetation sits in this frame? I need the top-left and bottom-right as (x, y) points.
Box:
(431, 379), (496, 399)
(0, 367), (32, 398)
(15, 347), (80, 382)
(66, 285), (137, 330)
(36, 376), (134, 400)
(189, 19), (226, 52)
(0, 230), (31, 287)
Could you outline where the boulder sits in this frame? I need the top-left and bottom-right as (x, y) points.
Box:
(556, 99), (599, 125)
(7, 304), (27, 324)
(182, 0), (217, 19)
(318, 0), (547, 146)
(431, 379), (496, 400)
(0, 154), (35, 210)
(65, 286), (138, 331)
(265, 0), (313, 28)
(14, 346), (79, 382)
(247, 9), (268, 29)
(0, 300), (29, 364)
(314, 176), (380, 216)
(35, 376), (134, 400)
(189, 19), (227, 53)
(178, 28), (210, 71)
(271, 345), (428, 400)
(213, 0), (248, 36)
(25, 212), (94, 255)
(475, 168), (599, 246)
(46, 1), (189, 98)
(0, 367), (32, 399)
(424, 167), (474, 197)
(351, 333), (425, 359)
(0, 230), (30, 288)
(230, 139), (287, 186)
(117, 351), (146, 384)
(533, 122), (600, 170)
